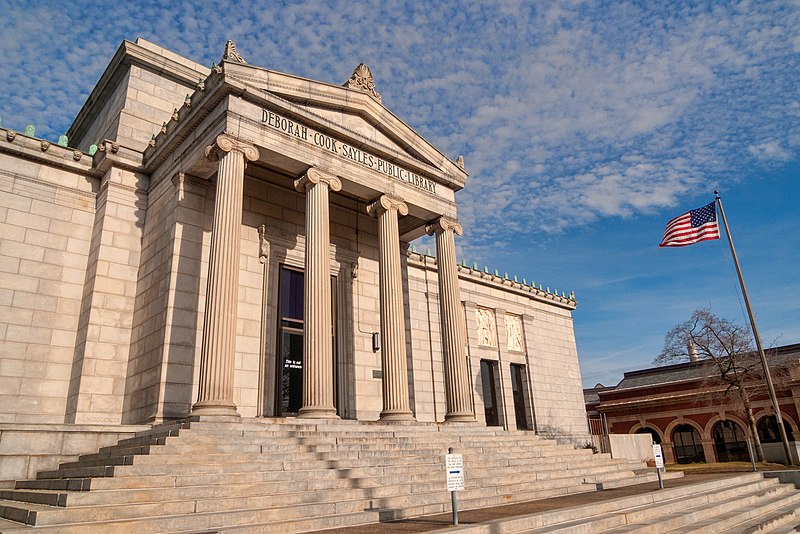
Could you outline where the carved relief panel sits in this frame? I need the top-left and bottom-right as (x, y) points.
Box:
(506, 314), (524, 352)
(475, 307), (497, 348)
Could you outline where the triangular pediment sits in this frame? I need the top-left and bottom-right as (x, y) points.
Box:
(222, 61), (466, 186)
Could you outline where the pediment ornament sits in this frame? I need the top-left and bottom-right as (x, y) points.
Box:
(346, 63), (381, 102)
(223, 40), (247, 64)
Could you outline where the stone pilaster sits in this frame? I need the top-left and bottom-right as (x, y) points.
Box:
(367, 195), (414, 421)
(191, 134), (259, 417)
(427, 217), (474, 422)
(294, 168), (342, 419)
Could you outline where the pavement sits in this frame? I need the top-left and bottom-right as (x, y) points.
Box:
(317, 472), (735, 533)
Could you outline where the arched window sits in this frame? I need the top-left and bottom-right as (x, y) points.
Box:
(712, 420), (749, 462)
(757, 415), (795, 443)
(635, 427), (661, 444)
(672, 424), (705, 464)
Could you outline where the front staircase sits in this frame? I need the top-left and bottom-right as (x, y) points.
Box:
(0, 418), (796, 532)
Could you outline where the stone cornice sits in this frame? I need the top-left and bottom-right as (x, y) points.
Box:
(0, 127), (100, 178)
(94, 140), (145, 174)
(406, 251), (578, 310)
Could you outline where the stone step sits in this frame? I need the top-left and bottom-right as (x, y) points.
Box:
(1, 463), (652, 529)
(675, 489), (800, 533)
(0, 498), (369, 532)
(29, 448), (642, 490)
(0, 497), (198, 526)
(429, 474), (771, 533)
(525, 476), (788, 533)
(19, 451), (642, 498)
(0, 419), (693, 533)
(61, 445), (449, 469)
(0, 507), (382, 534)
(64, 435), (598, 466)
(190, 510), (385, 534)
(768, 521), (800, 534)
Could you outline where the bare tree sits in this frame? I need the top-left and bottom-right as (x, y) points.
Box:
(655, 309), (787, 463)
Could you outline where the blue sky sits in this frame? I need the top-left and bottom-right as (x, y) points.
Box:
(2, 1), (798, 388)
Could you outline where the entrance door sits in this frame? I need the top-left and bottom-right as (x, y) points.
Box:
(480, 360), (501, 427)
(276, 265), (337, 416)
(510, 364), (530, 430)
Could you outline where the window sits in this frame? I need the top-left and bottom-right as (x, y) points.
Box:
(672, 424), (705, 464)
(757, 415), (795, 443)
(712, 420), (749, 462)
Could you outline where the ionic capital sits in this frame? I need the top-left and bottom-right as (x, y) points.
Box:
(294, 167), (342, 193)
(205, 134), (260, 163)
(426, 216), (463, 236)
(366, 194), (409, 218)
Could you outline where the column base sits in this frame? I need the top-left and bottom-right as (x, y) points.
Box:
(444, 411), (476, 423)
(190, 401), (240, 418)
(297, 406), (340, 419)
(380, 409), (415, 422)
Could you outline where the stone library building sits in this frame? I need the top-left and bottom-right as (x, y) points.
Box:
(0, 39), (607, 531)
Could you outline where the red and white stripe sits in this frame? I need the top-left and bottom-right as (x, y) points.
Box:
(659, 213), (719, 248)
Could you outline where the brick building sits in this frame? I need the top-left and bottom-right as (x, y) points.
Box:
(586, 343), (800, 464)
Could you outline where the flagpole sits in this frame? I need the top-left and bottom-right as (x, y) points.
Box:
(715, 191), (792, 464)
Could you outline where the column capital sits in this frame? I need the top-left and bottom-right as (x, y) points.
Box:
(426, 216), (462, 236)
(205, 134), (260, 163)
(294, 167), (342, 193)
(366, 194), (409, 218)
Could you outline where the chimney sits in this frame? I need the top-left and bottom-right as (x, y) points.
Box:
(688, 340), (700, 363)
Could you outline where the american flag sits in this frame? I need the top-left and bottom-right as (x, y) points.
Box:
(659, 202), (720, 248)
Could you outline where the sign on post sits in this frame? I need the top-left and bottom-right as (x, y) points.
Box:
(446, 453), (465, 491)
(652, 444), (664, 469)
(652, 443), (665, 489)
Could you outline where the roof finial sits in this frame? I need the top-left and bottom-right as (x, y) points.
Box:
(455, 155), (465, 170)
(345, 63), (381, 102)
(223, 40), (247, 64)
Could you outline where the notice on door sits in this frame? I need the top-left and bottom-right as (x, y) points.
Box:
(445, 453), (465, 491)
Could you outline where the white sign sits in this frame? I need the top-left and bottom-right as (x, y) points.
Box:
(652, 444), (664, 469)
(445, 453), (465, 491)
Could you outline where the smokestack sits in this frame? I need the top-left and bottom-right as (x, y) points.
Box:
(688, 340), (700, 363)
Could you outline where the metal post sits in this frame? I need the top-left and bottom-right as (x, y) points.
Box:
(656, 466), (664, 489)
(715, 192), (792, 464)
(448, 447), (458, 525)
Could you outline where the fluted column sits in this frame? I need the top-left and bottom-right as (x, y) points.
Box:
(192, 134), (260, 417)
(427, 217), (474, 422)
(367, 195), (414, 421)
(294, 168), (342, 419)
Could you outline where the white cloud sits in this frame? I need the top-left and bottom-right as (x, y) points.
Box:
(748, 141), (792, 162)
(1, 0), (797, 249)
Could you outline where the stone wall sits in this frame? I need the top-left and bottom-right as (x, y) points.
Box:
(406, 253), (588, 441)
(0, 135), (98, 424)
(0, 423), (145, 488)
(71, 38), (208, 153)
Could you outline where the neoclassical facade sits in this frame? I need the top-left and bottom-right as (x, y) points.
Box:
(0, 39), (587, 482)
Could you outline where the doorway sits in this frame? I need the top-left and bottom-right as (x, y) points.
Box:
(480, 360), (501, 427)
(276, 265), (338, 416)
(510, 364), (530, 430)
